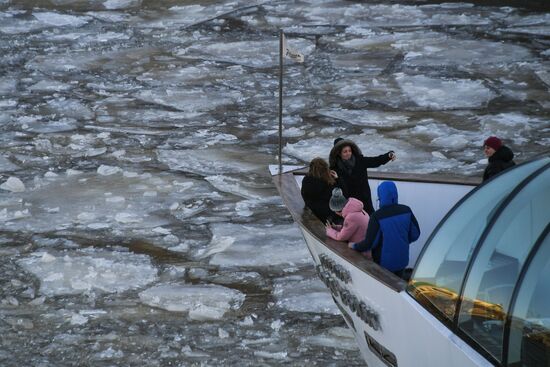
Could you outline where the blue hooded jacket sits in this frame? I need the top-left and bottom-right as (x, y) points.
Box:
(352, 181), (420, 272)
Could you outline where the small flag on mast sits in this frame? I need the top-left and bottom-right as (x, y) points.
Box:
(282, 33), (304, 63)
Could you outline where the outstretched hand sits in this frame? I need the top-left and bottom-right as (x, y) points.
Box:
(389, 151), (397, 161)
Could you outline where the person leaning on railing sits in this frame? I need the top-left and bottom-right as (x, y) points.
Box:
(349, 181), (420, 278)
(301, 157), (344, 224)
(325, 188), (370, 246)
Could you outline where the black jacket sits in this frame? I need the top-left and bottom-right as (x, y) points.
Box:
(329, 140), (392, 215)
(483, 146), (515, 182)
(301, 175), (336, 223)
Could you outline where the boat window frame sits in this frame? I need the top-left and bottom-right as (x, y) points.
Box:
(453, 161), (550, 364)
(502, 224), (550, 367)
(407, 157), (550, 366)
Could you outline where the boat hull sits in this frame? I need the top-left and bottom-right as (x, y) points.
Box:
(299, 227), (492, 367)
(271, 166), (490, 366)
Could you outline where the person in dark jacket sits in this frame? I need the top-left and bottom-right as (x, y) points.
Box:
(329, 138), (395, 215)
(482, 136), (515, 182)
(301, 157), (341, 223)
(349, 181), (420, 277)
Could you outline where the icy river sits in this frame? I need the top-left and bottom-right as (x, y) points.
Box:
(0, 0), (548, 366)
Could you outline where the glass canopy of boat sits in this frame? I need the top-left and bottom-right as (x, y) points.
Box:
(408, 156), (550, 367)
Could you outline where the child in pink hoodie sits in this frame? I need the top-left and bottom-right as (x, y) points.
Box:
(325, 188), (369, 244)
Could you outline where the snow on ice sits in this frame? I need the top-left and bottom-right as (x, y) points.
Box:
(17, 248), (158, 296)
(204, 223), (311, 267)
(138, 283), (245, 320)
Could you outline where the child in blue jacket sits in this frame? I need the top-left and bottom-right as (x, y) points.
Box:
(349, 181), (420, 276)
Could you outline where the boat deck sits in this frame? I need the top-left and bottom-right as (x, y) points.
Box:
(273, 168), (481, 292)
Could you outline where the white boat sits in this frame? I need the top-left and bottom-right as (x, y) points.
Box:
(271, 156), (550, 367)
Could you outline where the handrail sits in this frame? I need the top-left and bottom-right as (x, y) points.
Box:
(273, 171), (408, 292)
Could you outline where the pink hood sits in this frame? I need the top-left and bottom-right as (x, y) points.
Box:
(341, 198), (364, 217)
(326, 198), (369, 244)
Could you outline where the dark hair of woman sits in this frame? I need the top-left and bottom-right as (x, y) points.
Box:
(308, 157), (335, 186)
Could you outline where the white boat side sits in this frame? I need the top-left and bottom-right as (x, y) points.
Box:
(271, 159), (550, 367)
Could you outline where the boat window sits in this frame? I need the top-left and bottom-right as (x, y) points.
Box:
(506, 230), (550, 367)
(408, 158), (549, 323)
(457, 168), (550, 362)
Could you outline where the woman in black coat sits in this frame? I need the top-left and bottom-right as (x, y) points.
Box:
(329, 139), (395, 215)
(301, 157), (341, 223)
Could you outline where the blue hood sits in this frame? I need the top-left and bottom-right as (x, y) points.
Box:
(378, 181), (398, 207)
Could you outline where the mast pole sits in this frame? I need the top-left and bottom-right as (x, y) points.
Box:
(278, 29), (284, 175)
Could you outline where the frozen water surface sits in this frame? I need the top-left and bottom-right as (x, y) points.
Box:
(135, 88), (242, 113)
(396, 34), (532, 67)
(396, 73), (496, 109)
(0, 0), (548, 365)
(136, 1), (258, 30)
(138, 283), (245, 320)
(318, 108), (411, 128)
(179, 39), (315, 68)
(206, 223), (311, 267)
(32, 12), (91, 27)
(303, 326), (359, 350)
(0, 170), (213, 234)
(273, 276), (340, 314)
(157, 147), (271, 176)
(18, 248), (158, 296)
(102, 0), (141, 10)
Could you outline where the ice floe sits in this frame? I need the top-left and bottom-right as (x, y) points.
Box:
(17, 248), (158, 296)
(135, 88), (241, 113)
(32, 12), (90, 28)
(149, 2), (263, 29)
(203, 223), (311, 267)
(28, 80), (73, 92)
(205, 175), (272, 200)
(138, 283), (245, 320)
(273, 276), (340, 315)
(0, 177), (25, 192)
(395, 74), (496, 109)
(0, 78), (16, 96)
(0, 170), (214, 234)
(478, 113), (549, 146)
(318, 108), (411, 128)
(157, 148), (270, 176)
(0, 156), (19, 172)
(179, 39), (315, 68)
(103, 0), (141, 10)
(303, 326), (358, 350)
(392, 32), (532, 67)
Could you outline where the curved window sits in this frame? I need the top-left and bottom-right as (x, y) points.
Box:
(457, 168), (550, 362)
(506, 230), (550, 367)
(408, 158), (549, 323)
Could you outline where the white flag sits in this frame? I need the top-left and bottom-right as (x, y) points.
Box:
(282, 33), (304, 63)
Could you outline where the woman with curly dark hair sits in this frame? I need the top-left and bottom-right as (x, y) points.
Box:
(301, 157), (341, 223)
(329, 139), (395, 215)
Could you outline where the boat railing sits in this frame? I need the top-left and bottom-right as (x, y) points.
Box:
(273, 167), (481, 293)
